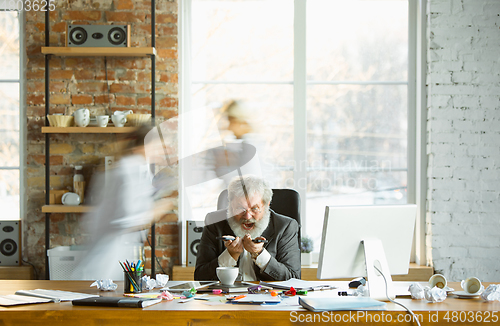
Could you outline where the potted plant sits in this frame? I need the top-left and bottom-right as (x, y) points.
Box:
(300, 236), (313, 266)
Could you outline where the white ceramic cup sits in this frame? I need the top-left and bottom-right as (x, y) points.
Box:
(429, 274), (447, 289)
(73, 108), (90, 127)
(461, 277), (484, 294)
(97, 115), (109, 127)
(111, 114), (127, 127)
(216, 267), (239, 285)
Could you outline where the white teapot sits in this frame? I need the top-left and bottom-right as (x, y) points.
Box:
(73, 108), (90, 127)
(113, 110), (133, 117)
(111, 114), (127, 127)
(112, 110), (133, 127)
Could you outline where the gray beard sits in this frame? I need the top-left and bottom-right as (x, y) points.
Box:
(227, 207), (271, 239)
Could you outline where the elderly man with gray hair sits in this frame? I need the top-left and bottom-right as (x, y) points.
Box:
(194, 175), (301, 281)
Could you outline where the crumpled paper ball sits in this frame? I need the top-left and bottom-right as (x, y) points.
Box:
(354, 284), (369, 297)
(408, 283), (425, 300)
(424, 286), (447, 303)
(160, 290), (174, 301)
(481, 284), (500, 301)
(155, 274), (169, 287)
(90, 279), (118, 291)
(141, 275), (157, 291)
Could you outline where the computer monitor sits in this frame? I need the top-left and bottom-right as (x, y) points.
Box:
(317, 204), (417, 301)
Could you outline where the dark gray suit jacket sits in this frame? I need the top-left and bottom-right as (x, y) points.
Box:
(194, 209), (301, 281)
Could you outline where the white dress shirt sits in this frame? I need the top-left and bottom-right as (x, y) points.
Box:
(218, 248), (271, 281)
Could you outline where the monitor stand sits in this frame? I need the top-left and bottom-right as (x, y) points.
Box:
(362, 238), (395, 301)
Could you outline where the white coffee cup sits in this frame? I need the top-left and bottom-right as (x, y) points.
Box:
(429, 274), (447, 289)
(111, 114), (127, 127)
(461, 277), (484, 294)
(216, 267), (238, 285)
(73, 108), (90, 127)
(97, 115), (109, 127)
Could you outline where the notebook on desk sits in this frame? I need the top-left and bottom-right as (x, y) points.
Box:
(72, 297), (162, 308)
(299, 296), (386, 312)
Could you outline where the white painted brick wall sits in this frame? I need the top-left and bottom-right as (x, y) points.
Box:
(427, 0), (500, 281)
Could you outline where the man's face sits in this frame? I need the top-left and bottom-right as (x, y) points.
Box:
(230, 194), (268, 234)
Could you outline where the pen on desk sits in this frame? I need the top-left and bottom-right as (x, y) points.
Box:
(312, 285), (336, 291)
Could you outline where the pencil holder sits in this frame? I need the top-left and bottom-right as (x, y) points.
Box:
(124, 270), (143, 294)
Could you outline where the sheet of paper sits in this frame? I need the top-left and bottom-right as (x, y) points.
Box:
(15, 289), (99, 302)
(260, 278), (337, 291)
(0, 294), (53, 306)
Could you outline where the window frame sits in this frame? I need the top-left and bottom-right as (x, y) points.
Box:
(0, 8), (25, 225)
(179, 0), (427, 265)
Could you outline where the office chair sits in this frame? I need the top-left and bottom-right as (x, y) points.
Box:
(215, 188), (301, 248)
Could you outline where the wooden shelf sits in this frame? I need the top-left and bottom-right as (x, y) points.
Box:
(42, 205), (93, 213)
(0, 266), (34, 280)
(41, 47), (156, 57)
(42, 126), (137, 133)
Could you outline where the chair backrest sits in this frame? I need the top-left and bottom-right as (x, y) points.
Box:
(217, 188), (301, 247)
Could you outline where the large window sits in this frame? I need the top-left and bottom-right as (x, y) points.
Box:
(0, 10), (21, 220)
(181, 0), (413, 258)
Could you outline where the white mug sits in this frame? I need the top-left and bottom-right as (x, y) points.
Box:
(73, 108), (90, 127)
(111, 114), (127, 127)
(429, 274), (447, 289)
(216, 267), (238, 285)
(461, 277), (484, 294)
(97, 115), (109, 127)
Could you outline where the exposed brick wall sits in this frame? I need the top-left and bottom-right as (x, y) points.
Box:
(25, 0), (179, 279)
(427, 0), (500, 281)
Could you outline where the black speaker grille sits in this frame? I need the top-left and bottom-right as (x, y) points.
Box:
(69, 26), (88, 45)
(0, 239), (17, 256)
(190, 239), (200, 257)
(108, 27), (126, 45)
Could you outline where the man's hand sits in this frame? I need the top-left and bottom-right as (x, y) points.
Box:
(224, 236), (244, 261)
(243, 234), (265, 259)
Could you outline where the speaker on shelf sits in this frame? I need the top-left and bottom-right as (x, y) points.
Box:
(67, 25), (131, 47)
(186, 221), (204, 267)
(0, 220), (21, 266)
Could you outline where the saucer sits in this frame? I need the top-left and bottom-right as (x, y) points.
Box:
(444, 286), (455, 293)
(451, 291), (481, 298)
(61, 192), (80, 206)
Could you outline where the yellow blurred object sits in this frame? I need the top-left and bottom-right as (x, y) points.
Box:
(47, 115), (74, 127)
(74, 181), (86, 204)
(126, 114), (151, 126)
(46, 189), (70, 204)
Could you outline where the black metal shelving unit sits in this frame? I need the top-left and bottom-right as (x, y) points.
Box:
(43, 2), (157, 279)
